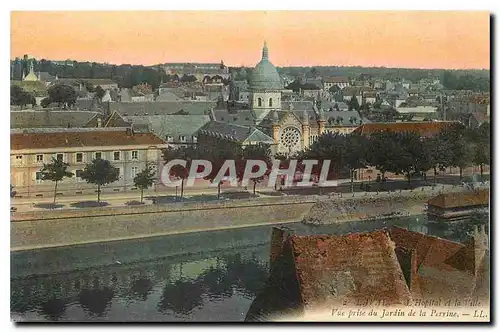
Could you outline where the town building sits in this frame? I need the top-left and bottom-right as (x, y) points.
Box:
(323, 76), (350, 90)
(10, 128), (167, 198)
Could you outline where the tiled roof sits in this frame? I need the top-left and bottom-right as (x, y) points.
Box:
(324, 110), (362, 126)
(427, 189), (489, 209)
(353, 121), (455, 137)
(124, 115), (211, 140)
(213, 109), (256, 126)
(199, 121), (274, 143)
(290, 229), (412, 308)
(110, 101), (216, 116)
(10, 110), (100, 129)
(11, 129), (166, 150)
(388, 227), (485, 300)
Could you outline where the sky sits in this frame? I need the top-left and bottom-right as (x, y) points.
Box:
(11, 11), (490, 69)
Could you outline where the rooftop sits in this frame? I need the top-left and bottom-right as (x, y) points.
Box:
(11, 129), (166, 151)
(353, 121), (455, 137)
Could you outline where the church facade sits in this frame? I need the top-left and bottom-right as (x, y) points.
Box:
(248, 42), (360, 156)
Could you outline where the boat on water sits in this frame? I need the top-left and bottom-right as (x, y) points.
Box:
(426, 189), (489, 221)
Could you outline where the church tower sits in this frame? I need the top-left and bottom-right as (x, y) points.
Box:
(249, 42), (283, 122)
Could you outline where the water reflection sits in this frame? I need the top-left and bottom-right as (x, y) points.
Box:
(11, 215), (489, 321)
(78, 286), (114, 317)
(38, 297), (67, 321)
(158, 279), (205, 315)
(129, 278), (154, 302)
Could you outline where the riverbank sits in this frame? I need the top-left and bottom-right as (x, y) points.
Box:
(11, 187), (464, 252)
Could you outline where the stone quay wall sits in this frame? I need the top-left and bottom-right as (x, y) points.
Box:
(11, 188), (463, 251)
(11, 196), (317, 251)
(303, 191), (438, 225)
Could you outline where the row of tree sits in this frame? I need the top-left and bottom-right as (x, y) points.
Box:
(162, 122), (490, 197)
(298, 121), (490, 190)
(38, 158), (157, 205)
(162, 143), (273, 199)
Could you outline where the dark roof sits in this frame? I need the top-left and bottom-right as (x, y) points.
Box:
(198, 121), (274, 143)
(124, 115), (211, 139)
(11, 129), (166, 150)
(324, 110), (362, 126)
(10, 110), (100, 129)
(427, 189), (489, 209)
(282, 101), (314, 111)
(213, 109), (256, 126)
(110, 101), (216, 116)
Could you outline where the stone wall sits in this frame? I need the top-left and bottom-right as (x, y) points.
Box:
(303, 192), (436, 225)
(11, 196), (317, 251)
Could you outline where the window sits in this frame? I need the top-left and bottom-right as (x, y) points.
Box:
(35, 172), (43, 184)
(94, 152), (102, 160)
(36, 155), (43, 162)
(269, 98), (273, 107)
(192, 136), (197, 142)
(113, 151), (121, 161)
(15, 155), (22, 160)
(56, 154), (64, 162)
(258, 98), (262, 107)
(180, 136), (186, 142)
(76, 153), (83, 163)
(166, 136), (173, 142)
(131, 166), (138, 179)
(131, 150), (138, 160)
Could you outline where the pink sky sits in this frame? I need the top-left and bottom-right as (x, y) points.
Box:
(11, 11), (490, 69)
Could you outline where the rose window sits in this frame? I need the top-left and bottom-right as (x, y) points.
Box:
(280, 127), (301, 148)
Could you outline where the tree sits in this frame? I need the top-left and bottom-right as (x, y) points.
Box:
(180, 74), (197, 83)
(201, 144), (240, 199)
(133, 162), (156, 203)
(470, 122), (490, 182)
(10, 85), (35, 107)
(348, 94), (360, 111)
(81, 159), (119, 203)
(440, 123), (473, 182)
(329, 85), (341, 95)
(39, 158), (74, 204)
(47, 84), (77, 108)
(426, 134), (453, 186)
(239, 143), (272, 195)
(41, 97), (52, 108)
(344, 133), (370, 192)
(94, 85), (106, 101)
(367, 131), (400, 183)
(303, 131), (347, 190)
(162, 146), (199, 199)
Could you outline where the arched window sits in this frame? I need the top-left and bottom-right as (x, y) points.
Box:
(258, 98), (262, 107)
(269, 98), (273, 107)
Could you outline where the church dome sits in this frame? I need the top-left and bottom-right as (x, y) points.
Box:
(249, 42), (283, 91)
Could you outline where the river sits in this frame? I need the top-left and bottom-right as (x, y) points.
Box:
(10, 214), (483, 322)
